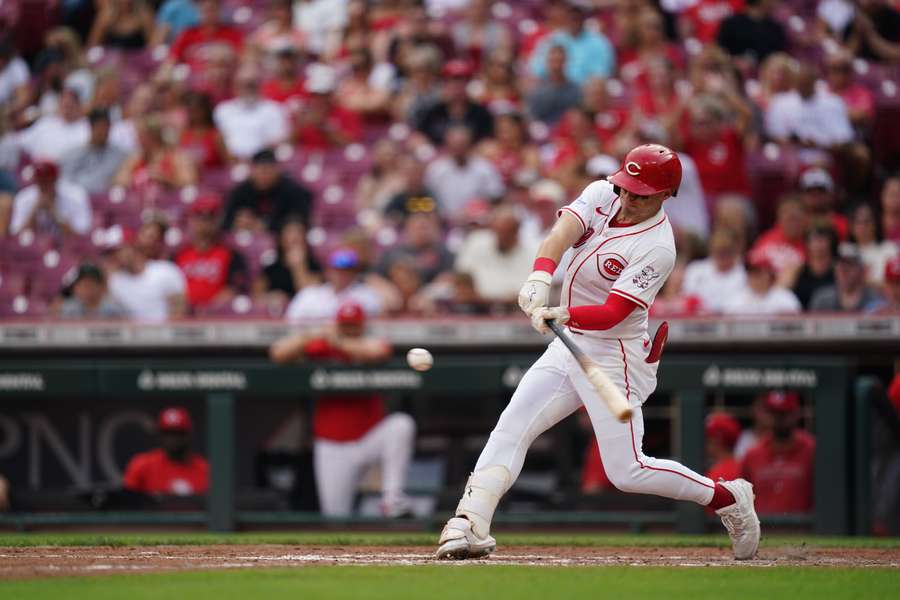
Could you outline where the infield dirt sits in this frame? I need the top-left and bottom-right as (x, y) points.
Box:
(0, 544), (896, 579)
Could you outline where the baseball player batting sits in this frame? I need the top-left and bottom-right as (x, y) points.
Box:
(436, 144), (760, 561)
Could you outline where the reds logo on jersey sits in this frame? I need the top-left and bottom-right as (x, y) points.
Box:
(632, 266), (660, 289)
(597, 253), (627, 282)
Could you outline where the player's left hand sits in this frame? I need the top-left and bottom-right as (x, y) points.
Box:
(531, 306), (570, 335)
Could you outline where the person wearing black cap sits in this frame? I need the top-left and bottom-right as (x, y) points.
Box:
(809, 242), (884, 312)
(223, 148), (314, 233)
(59, 263), (126, 319)
(59, 108), (128, 194)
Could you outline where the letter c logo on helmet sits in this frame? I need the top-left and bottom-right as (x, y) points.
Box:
(625, 161), (641, 176)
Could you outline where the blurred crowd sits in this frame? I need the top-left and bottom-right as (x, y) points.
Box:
(0, 0), (899, 322)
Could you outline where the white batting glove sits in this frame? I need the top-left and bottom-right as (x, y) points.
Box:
(517, 271), (552, 317)
(531, 306), (570, 335)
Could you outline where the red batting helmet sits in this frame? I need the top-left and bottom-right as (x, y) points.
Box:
(608, 144), (682, 197)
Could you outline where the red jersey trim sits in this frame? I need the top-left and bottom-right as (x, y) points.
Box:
(609, 288), (649, 309)
(558, 206), (587, 234)
(566, 216), (668, 308)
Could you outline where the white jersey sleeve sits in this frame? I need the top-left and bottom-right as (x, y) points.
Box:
(609, 245), (675, 310)
(557, 180), (617, 235)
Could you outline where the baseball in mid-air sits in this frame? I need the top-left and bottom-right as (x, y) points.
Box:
(406, 348), (433, 371)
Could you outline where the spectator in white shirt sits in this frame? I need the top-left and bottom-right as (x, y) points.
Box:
(455, 205), (538, 303)
(9, 161), (92, 237)
(722, 253), (802, 315)
(765, 62), (853, 148)
(293, 0), (348, 57)
(107, 228), (188, 322)
(17, 88), (90, 162)
(285, 248), (383, 322)
(682, 228), (747, 312)
(214, 66), (289, 159)
(424, 125), (504, 221)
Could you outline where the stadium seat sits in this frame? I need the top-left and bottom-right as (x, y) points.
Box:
(27, 250), (78, 300)
(0, 271), (27, 300)
(0, 295), (49, 320)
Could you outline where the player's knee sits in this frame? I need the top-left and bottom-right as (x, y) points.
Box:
(603, 459), (643, 494)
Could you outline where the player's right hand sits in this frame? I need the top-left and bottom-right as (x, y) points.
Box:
(517, 271), (552, 317)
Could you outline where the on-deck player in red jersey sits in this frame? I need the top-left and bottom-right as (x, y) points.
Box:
(704, 412), (742, 513)
(741, 391), (815, 514)
(437, 144), (761, 562)
(269, 303), (416, 518)
(122, 407), (209, 496)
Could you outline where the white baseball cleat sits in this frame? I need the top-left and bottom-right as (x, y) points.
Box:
(715, 478), (761, 560)
(434, 517), (496, 560)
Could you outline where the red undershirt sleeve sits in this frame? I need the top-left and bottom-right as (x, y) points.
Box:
(567, 294), (639, 330)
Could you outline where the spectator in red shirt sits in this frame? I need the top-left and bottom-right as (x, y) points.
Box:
(798, 168), (849, 241)
(270, 303), (416, 517)
(175, 195), (249, 309)
(741, 391), (815, 514)
(750, 195), (808, 276)
(294, 64), (363, 151)
(179, 91), (229, 169)
(671, 94), (751, 201)
(261, 47), (308, 106)
(681, 0), (744, 44)
(167, 0), (243, 74)
(122, 406), (209, 496)
(705, 412), (742, 483)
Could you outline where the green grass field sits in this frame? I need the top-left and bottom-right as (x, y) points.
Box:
(0, 532), (896, 600)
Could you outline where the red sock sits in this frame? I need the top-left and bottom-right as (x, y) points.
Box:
(707, 483), (736, 510)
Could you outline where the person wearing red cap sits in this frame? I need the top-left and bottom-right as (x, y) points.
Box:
(740, 391), (816, 514)
(722, 251), (802, 315)
(175, 195), (249, 309)
(438, 144), (761, 562)
(122, 406), (209, 496)
(705, 412), (743, 485)
(270, 303), (416, 518)
(9, 160), (91, 237)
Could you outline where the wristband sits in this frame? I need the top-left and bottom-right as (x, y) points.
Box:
(533, 257), (558, 275)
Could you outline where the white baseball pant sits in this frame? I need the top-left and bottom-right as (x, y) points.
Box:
(459, 337), (715, 534)
(314, 413), (416, 517)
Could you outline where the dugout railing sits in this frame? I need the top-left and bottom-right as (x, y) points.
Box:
(0, 319), (900, 534)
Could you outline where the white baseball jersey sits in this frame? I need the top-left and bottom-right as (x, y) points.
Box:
(558, 179), (676, 342)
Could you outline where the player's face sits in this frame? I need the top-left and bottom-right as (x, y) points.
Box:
(618, 189), (667, 218)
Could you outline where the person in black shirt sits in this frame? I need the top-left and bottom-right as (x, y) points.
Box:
(224, 149), (314, 232)
(254, 218), (322, 304)
(414, 59), (494, 145)
(716, 0), (786, 66)
(791, 226), (837, 309)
